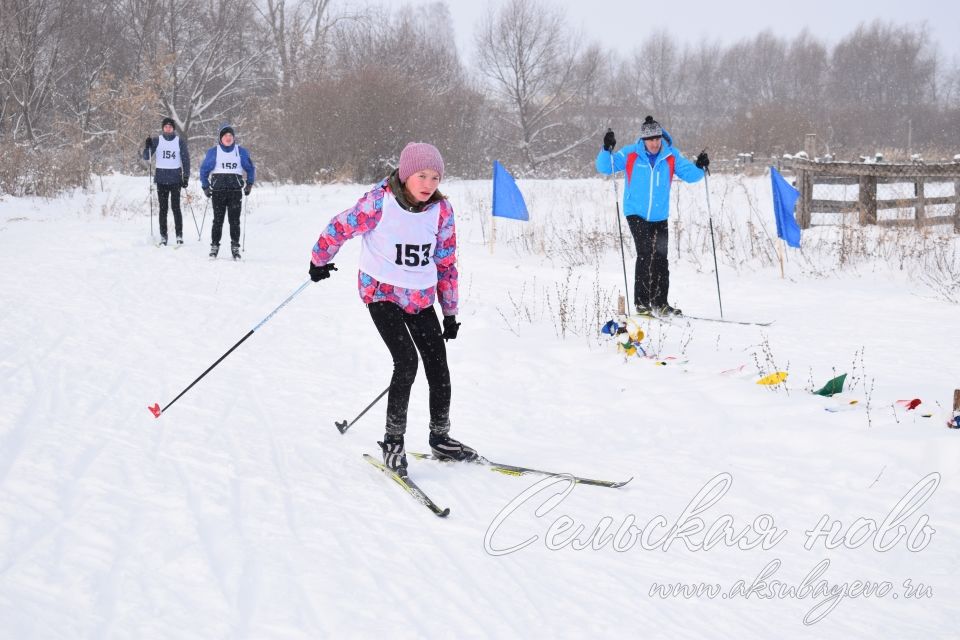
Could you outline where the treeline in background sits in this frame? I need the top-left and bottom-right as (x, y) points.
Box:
(2, 0), (959, 195)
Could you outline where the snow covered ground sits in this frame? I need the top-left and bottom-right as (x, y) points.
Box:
(1, 173), (959, 638)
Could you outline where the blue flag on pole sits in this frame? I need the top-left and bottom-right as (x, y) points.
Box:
(770, 166), (801, 248)
(492, 160), (528, 221)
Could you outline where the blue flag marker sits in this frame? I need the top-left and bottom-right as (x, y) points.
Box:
(770, 166), (801, 248)
(492, 161), (529, 221)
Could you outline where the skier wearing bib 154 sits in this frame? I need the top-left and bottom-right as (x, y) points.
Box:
(199, 124), (256, 260)
(597, 116), (709, 316)
(308, 142), (476, 477)
(143, 117), (190, 246)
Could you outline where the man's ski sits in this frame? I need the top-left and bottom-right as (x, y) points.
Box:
(362, 454), (450, 517)
(409, 452), (632, 489)
(632, 311), (773, 327)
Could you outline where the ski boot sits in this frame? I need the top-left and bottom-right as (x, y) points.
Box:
(231, 242), (242, 261)
(429, 432), (478, 462)
(158, 235), (168, 246)
(176, 235), (183, 246)
(209, 243), (219, 259)
(378, 434), (408, 477)
(656, 303), (683, 317)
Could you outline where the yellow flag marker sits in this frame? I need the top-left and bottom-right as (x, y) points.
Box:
(757, 371), (789, 385)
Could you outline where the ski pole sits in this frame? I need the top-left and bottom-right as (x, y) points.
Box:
(335, 386), (390, 434)
(242, 191), (247, 250)
(149, 174), (154, 240)
(607, 136), (631, 312)
(198, 198), (209, 241)
(148, 277), (317, 418)
(187, 195), (200, 238)
(702, 168), (724, 318)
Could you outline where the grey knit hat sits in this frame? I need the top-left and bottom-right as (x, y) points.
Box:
(639, 115), (663, 140)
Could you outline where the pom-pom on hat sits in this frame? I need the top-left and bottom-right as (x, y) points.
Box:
(398, 142), (444, 182)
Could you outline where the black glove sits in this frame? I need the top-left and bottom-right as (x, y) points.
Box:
(695, 150), (710, 174)
(243, 183), (253, 196)
(602, 129), (616, 152)
(144, 137), (152, 150)
(203, 187), (212, 198)
(181, 177), (188, 189)
(309, 262), (337, 282)
(441, 315), (460, 341)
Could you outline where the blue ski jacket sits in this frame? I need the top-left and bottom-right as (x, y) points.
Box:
(200, 127), (256, 190)
(596, 129), (704, 221)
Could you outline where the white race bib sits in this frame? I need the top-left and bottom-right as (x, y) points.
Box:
(358, 193), (441, 289)
(155, 135), (181, 170)
(215, 146), (243, 175)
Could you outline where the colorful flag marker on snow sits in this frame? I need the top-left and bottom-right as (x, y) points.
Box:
(814, 373), (847, 397)
(770, 166), (801, 248)
(896, 398), (922, 410)
(492, 161), (529, 221)
(757, 371), (789, 385)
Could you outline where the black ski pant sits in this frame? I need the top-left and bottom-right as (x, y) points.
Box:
(157, 184), (183, 239)
(211, 189), (242, 246)
(626, 215), (670, 308)
(368, 302), (451, 437)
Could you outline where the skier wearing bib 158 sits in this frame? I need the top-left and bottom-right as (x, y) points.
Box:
(143, 117), (190, 246)
(308, 142), (476, 477)
(597, 116), (709, 316)
(199, 124), (256, 260)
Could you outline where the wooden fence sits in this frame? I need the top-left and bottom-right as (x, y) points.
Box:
(790, 158), (960, 232)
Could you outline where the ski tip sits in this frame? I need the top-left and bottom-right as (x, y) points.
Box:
(335, 420), (349, 434)
(148, 403), (161, 418)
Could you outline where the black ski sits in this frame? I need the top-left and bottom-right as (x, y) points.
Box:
(409, 452), (632, 489)
(362, 454), (450, 517)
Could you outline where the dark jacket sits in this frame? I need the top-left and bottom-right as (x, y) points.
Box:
(143, 134), (190, 185)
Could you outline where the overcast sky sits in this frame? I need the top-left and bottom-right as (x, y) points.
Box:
(406, 0), (960, 64)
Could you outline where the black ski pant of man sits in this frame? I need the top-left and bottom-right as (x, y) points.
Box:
(626, 215), (670, 309)
(368, 301), (451, 437)
(211, 189), (242, 246)
(157, 184), (183, 239)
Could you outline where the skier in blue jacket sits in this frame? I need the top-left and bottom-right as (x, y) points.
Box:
(199, 124), (256, 260)
(597, 116), (709, 315)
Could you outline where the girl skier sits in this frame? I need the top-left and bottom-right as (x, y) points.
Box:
(308, 142), (475, 476)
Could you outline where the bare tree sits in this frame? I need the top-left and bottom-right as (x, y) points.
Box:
(253, 0), (360, 95)
(475, 0), (600, 171)
(0, 0), (74, 143)
(632, 32), (688, 116)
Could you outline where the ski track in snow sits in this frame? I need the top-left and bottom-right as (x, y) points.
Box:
(1, 175), (959, 638)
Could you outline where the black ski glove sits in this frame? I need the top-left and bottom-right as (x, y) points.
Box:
(441, 315), (460, 341)
(695, 150), (710, 174)
(144, 137), (152, 150)
(203, 187), (212, 198)
(244, 183), (253, 196)
(309, 261), (337, 282)
(602, 129), (616, 152)
(181, 177), (188, 189)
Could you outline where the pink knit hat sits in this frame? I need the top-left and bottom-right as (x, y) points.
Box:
(398, 142), (444, 182)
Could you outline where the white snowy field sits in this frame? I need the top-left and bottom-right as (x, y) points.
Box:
(1, 173), (959, 639)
